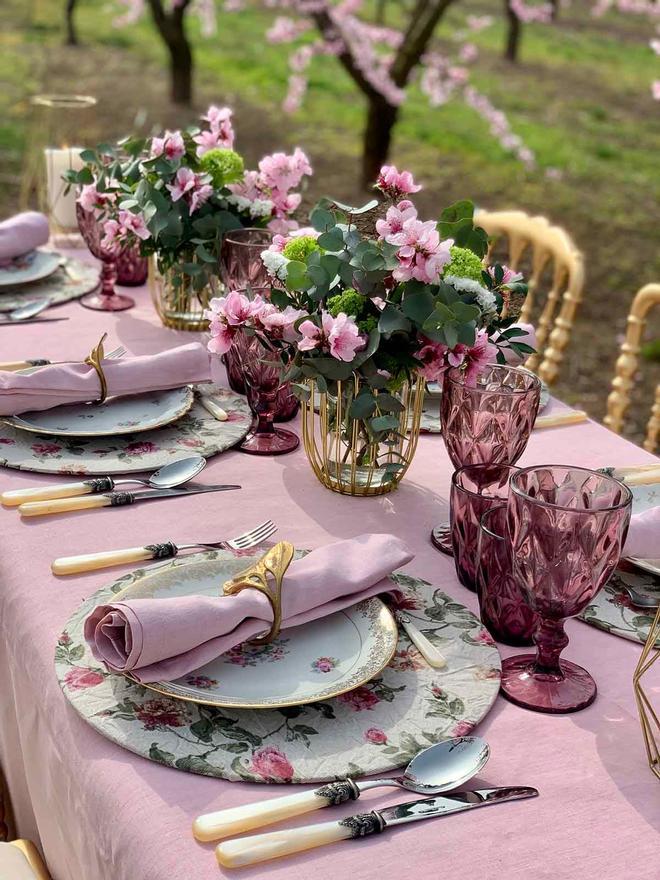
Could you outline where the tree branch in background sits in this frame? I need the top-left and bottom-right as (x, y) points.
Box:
(504, 0), (522, 62)
(145, 0), (194, 105)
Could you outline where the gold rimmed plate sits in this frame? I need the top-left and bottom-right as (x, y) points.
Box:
(116, 551), (399, 710)
(4, 386), (194, 438)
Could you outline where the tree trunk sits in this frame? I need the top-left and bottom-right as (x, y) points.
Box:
(504, 1), (521, 63)
(65, 0), (78, 46)
(550, 0), (560, 20)
(361, 98), (399, 189)
(168, 36), (193, 105)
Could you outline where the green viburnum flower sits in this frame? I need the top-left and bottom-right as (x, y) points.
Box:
(199, 148), (244, 188)
(357, 315), (378, 335)
(282, 235), (320, 262)
(442, 246), (484, 283)
(327, 287), (365, 318)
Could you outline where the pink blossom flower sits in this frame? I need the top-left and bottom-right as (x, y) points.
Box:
(258, 148), (312, 193)
(338, 686), (380, 711)
(167, 168), (213, 213)
(459, 42), (478, 63)
(189, 183), (213, 213)
(150, 130), (185, 160)
(207, 323), (235, 356)
(451, 720), (475, 737)
(375, 200), (417, 242)
(77, 183), (116, 214)
(118, 209), (151, 241)
(376, 164), (422, 199)
(208, 291), (266, 327)
(391, 220), (452, 283)
(653, 80), (660, 101)
(63, 666), (105, 690)
(298, 319), (322, 352)
(100, 219), (123, 254)
(463, 330), (498, 386)
(297, 312), (364, 362)
(193, 126), (233, 158)
(203, 105), (233, 132)
(259, 304), (307, 342)
(250, 746), (294, 782)
(365, 727), (388, 744)
(489, 265), (523, 286)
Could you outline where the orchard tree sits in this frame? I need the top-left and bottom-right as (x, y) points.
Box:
(114, 0), (217, 105)
(65, 0), (79, 46)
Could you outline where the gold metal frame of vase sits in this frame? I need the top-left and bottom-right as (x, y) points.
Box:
(148, 257), (213, 332)
(301, 375), (425, 497)
(634, 603), (660, 781)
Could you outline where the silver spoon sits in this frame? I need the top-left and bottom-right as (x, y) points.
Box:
(1, 455), (207, 507)
(7, 299), (52, 322)
(623, 586), (660, 610)
(193, 736), (490, 842)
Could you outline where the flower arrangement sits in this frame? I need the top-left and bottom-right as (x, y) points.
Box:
(205, 165), (531, 493)
(64, 106), (312, 299)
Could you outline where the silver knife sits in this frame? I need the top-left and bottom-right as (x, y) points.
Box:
(0, 317), (70, 325)
(216, 786), (539, 868)
(17, 484), (241, 518)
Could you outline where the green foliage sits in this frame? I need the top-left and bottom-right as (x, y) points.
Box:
(199, 148), (244, 187)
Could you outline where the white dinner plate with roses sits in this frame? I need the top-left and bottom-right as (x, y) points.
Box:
(0, 385), (251, 475)
(57, 549), (501, 784)
(0, 249), (60, 287)
(117, 552), (399, 709)
(4, 386), (194, 438)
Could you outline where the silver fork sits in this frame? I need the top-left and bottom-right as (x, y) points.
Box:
(51, 520), (278, 576)
(13, 345), (126, 375)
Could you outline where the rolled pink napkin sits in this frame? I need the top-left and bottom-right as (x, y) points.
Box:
(0, 342), (211, 416)
(0, 212), (50, 262)
(623, 507), (660, 559)
(84, 534), (414, 683)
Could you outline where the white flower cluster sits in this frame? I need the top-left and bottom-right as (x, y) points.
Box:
(226, 194), (274, 219)
(261, 249), (290, 283)
(444, 274), (497, 317)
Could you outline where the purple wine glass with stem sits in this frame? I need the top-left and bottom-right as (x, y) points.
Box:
(76, 204), (134, 311)
(220, 227), (274, 290)
(232, 329), (299, 455)
(502, 465), (632, 713)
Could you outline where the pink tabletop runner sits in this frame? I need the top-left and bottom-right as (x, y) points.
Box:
(0, 255), (658, 880)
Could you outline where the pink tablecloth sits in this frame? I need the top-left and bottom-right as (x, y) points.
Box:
(0, 265), (658, 880)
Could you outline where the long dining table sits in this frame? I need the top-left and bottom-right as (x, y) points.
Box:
(0, 264), (658, 880)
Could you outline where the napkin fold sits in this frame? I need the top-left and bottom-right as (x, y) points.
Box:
(84, 534), (414, 683)
(0, 342), (211, 416)
(624, 506), (660, 560)
(0, 212), (50, 262)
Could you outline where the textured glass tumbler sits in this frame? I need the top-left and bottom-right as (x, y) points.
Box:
(503, 465), (633, 714)
(76, 204), (135, 311)
(476, 504), (537, 646)
(116, 245), (148, 286)
(232, 330), (299, 455)
(451, 464), (519, 592)
(441, 364), (541, 469)
(220, 227), (273, 291)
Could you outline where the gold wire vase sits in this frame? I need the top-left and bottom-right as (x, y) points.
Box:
(633, 605), (660, 781)
(149, 256), (217, 331)
(301, 374), (425, 496)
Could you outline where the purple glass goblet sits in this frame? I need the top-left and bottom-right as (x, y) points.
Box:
(116, 244), (148, 286)
(220, 227), (274, 291)
(476, 504), (537, 646)
(502, 465), (633, 713)
(441, 364), (541, 469)
(76, 204), (134, 311)
(451, 463), (519, 592)
(222, 286), (299, 422)
(232, 329), (299, 455)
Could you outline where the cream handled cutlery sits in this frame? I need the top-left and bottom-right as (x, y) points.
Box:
(18, 484), (240, 517)
(215, 786), (539, 868)
(194, 737), (489, 842)
(1, 455), (205, 507)
(393, 610), (446, 668)
(51, 519), (277, 575)
(598, 464), (660, 486)
(534, 410), (588, 429)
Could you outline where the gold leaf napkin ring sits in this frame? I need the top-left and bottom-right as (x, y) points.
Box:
(84, 332), (109, 405)
(222, 541), (295, 644)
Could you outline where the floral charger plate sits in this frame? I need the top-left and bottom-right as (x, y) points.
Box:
(0, 256), (99, 310)
(56, 553), (501, 784)
(5, 386), (194, 438)
(0, 249), (60, 287)
(0, 385), (251, 475)
(579, 484), (660, 645)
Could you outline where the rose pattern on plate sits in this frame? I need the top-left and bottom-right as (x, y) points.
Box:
(311, 656), (339, 674)
(55, 569), (502, 784)
(185, 675), (218, 689)
(224, 638), (290, 667)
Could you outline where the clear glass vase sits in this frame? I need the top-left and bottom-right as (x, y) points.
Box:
(149, 255), (217, 331)
(301, 374), (424, 496)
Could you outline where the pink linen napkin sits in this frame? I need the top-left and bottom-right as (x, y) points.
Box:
(0, 212), (49, 262)
(0, 343), (211, 416)
(623, 507), (660, 559)
(84, 534), (414, 683)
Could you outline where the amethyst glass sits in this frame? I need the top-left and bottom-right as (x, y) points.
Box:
(116, 245), (148, 286)
(76, 204), (134, 311)
(223, 286), (299, 422)
(220, 227), (273, 290)
(441, 364), (541, 469)
(502, 465), (633, 714)
(451, 464), (519, 592)
(232, 329), (299, 455)
(476, 504), (537, 646)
